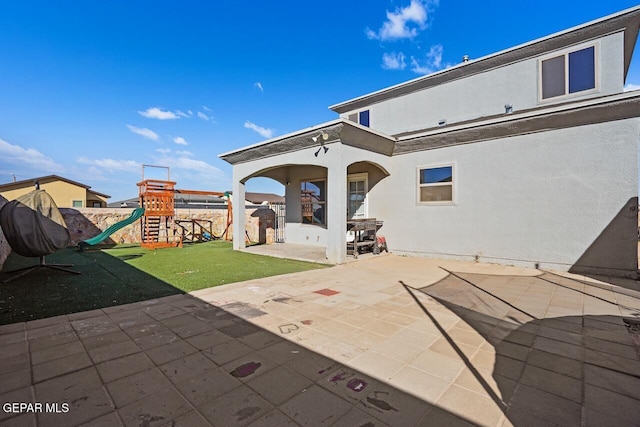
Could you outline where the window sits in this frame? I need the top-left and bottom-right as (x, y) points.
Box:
(418, 165), (453, 203)
(541, 45), (596, 100)
(92, 202), (102, 208)
(347, 173), (368, 219)
(301, 180), (326, 225)
(347, 110), (370, 127)
(72, 200), (83, 208)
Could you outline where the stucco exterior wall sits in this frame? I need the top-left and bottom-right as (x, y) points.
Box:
(2, 180), (92, 208)
(375, 118), (639, 275)
(342, 32), (624, 135)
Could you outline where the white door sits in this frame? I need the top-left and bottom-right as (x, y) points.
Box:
(347, 173), (368, 219)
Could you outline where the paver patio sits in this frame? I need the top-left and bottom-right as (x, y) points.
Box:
(1, 254), (639, 426)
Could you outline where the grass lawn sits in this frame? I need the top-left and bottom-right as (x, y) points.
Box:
(103, 241), (328, 292)
(0, 241), (328, 325)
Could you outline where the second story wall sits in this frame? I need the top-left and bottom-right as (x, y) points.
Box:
(339, 31), (625, 136)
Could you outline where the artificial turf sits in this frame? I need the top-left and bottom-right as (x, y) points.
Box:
(0, 241), (327, 325)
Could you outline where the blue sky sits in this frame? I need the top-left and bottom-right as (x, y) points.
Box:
(1, 1), (639, 202)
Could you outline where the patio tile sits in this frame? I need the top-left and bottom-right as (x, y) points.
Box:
(28, 329), (78, 352)
(391, 327), (440, 347)
(317, 366), (382, 404)
(32, 351), (93, 383)
(143, 303), (187, 321)
(0, 322), (25, 335)
(436, 384), (506, 427)
(71, 316), (120, 338)
(527, 348), (583, 379)
(203, 339), (254, 365)
(0, 331), (26, 345)
(97, 352), (155, 383)
(185, 329), (232, 350)
(199, 384), (273, 426)
(81, 330), (131, 350)
(585, 348), (640, 377)
(0, 386), (33, 423)
(388, 366), (450, 403)
(25, 315), (68, 330)
(221, 352), (278, 383)
(26, 322), (72, 341)
(417, 406), (476, 427)
(145, 340), (198, 365)
(501, 407), (560, 427)
(89, 339), (141, 364)
(160, 314), (212, 339)
(238, 330), (283, 350)
(0, 353), (30, 376)
(357, 383), (432, 427)
(159, 410), (211, 427)
(219, 322), (262, 338)
(246, 409), (298, 427)
(77, 411), (124, 427)
(287, 352), (342, 382)
(349, 351), (404, 381)
(409, 349), (465, 382)
(118, 387), (191, 427)
(360, 319), (404, 337)
(67, 309), (106, 321)
(584, 363), (640, 400)
(175, 367), (241, 407)
(369, 337), (425, 363)
(256, 340), (311, 364)
(1, 413), (37, 427)
(108, 310), (156, 330)
(532, 336), (583, 361)
(0, 341), (28, 361)
(246, 365), (312, 405)
(35, 368), (113, 427)
(160, 352), (217, 384)
(0, 368), (31, 394)
(520, 364), (582, 403)
(280, 384), (352, 426)
(122, 321), (168, 339)
(509, 384), (581, 427)
(31, 340), (84, 365)
(428, 337), (479, 360)
(584, 383), (640, 426)
(584, 335), (638, 360)
(453, 367), (516, 403)
(333, 407), (391, 427)
(106, 368), (173, 408)
(133, 330), (180, 351)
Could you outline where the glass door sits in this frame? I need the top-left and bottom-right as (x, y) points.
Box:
(347, 173), (367, 219)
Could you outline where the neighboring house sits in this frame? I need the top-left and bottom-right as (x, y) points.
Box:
(109, 192), (283, 208)
(0, 175), (110, 208)
(220, 7), (640, 277)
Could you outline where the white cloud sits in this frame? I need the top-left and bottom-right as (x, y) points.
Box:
(197, 111), (210, 121)
(187, 110), (193, 116)
(176, 150), (193, 156)
(410, 44), (445, 74)
(382, 52), (406, 70)
(0, 139), (65, 173)
(202, 105), (212, 112)
(126, 125), (159, 141)
(138, 107), (179, 120)
(244, 121), (274, 139)
(152, 152), (225, 182)
(624, 83), (640, 92)
(366, 0), (431, 41)
(76, 157), (140, 172)
(156, 148), (171, 155)
(175, 110), (190, 118)
(254, 82), (264, 92)
(173, 136), (188, 145)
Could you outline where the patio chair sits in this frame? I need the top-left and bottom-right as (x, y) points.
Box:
(0, 187), (80, 283)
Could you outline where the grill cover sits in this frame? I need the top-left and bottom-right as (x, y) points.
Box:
(0, 189), (71, 257)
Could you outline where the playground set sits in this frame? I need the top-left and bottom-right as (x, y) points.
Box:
(81, 165), (233, 250)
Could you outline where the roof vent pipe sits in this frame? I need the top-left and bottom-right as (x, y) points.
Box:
(462, 55), (470, 63)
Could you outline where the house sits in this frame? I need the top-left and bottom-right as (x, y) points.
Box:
(0, 175), (110, 208)
(108, 192), (283, 208)
(220, 7), (640, 277)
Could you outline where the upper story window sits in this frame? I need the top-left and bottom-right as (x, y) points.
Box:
(301, 180), (325, 225)
(417, 165), (454, 204)
(348, 110), (370, 127)
(540, 45), (596, 100)
(72, 200), (83, 208)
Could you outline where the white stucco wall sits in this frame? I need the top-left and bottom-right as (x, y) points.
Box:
(372, 118), (639, 274)
(342, 32), (624, 135)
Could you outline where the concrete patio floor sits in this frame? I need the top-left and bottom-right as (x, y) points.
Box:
(1, 255), (639, 426)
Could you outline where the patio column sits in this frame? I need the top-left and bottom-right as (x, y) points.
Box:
(326, 165), (347, 263)
(232, 179), (246, 250)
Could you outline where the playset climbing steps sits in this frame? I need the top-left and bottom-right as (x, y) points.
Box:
(138, 178), (181, 249)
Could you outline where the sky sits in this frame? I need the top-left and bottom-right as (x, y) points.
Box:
(1, 1), (639, 202)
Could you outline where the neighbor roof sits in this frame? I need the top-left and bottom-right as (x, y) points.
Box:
(330, 6), (640, 114)
(0, 174), (111, 198)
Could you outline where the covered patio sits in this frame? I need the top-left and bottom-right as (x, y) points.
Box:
(219, 119), (395, 264)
